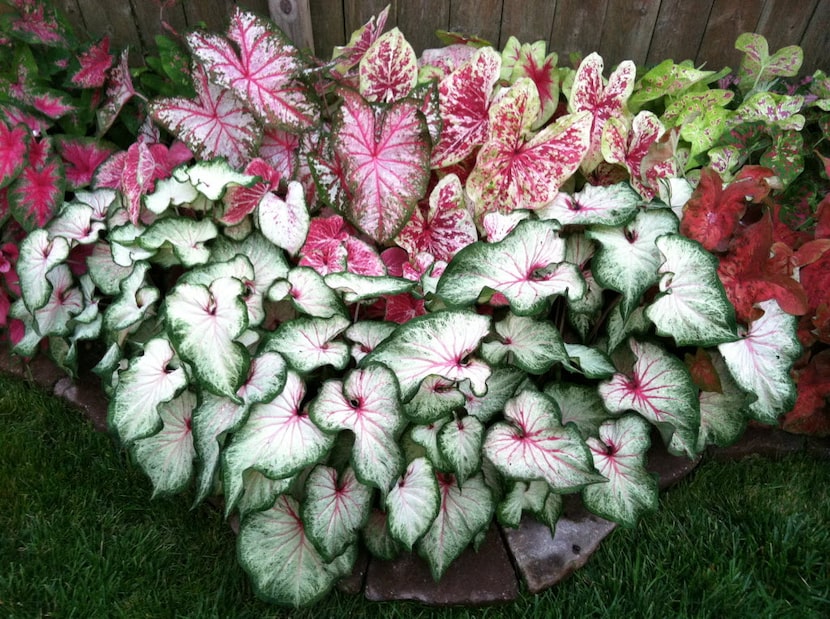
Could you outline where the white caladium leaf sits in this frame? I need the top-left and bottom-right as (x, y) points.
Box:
(484, 390), (601, 491)
(586, 208), (678, 318)
(362, 508), (401, 561)
(538, 182), (641, 227)
(109, 221), (156, 267)
(345, 320), (396, 364)
(409, 417), (451, 470)
(416, 472), (494, 580)
(481, 210), (530, 243)
(9, 301), (42, 357)
(173, 160), (257, 202)
(404, 376), (465, 424)
(138, 217), (218, 267)
(47, 203), (105, 244)
(237, 470), (295, 518)
(18, 229), (70, 313)
(481, 312), (569, 374)
(257, 180), (309, 256)
(274, 267), (346, 318)
(646, 234), (739, 347)
(438, 415), (484, 484)
(717, 299), (800, 425)
(461, 367), (526, 423)
(599, 339), (700, 456)
(131, 390), (196, 497)
(694, 350), (750, 451)
(582, 414), (658, 527)
(103, 261), (160, 334)
(32, 265), (83, 337)
(223, 371), (334, 513)
(607, 304), (650, 352)
(563, 343), (616, 379)
(238, 495), (356, 607)
(359, 28), (417, 103)
(166, 277), (250, 397)
(144, 174), (200, 215)
(302, 466), (372, 561)
(386, 457), (440, 550)
(497, 480), (562, 530)
(310, 365), (405, 491)
(436, 220), (585, 315)
(109, 337), (187, 444)
(363, 310), (491, 401)
(178, 254), (255, 288)
(87, 243), (134, 296)
(324, 272), (415, 303)
(544, 382), (609, 440)
(265, 315), (350, 373)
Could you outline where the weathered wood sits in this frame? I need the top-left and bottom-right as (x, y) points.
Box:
(755, 0), (818, 57)
(449, 0), (504, 47)
(129, 0), (188, 50)
(77, 1), (142, 54)
(799, 0), (830, 74)
(308, 0), (345, 60)
(646, 0), (713, 66)
(497, 0), (556, 49)
(696, 0), (764, 72)
(397, 0), (449, 54)
(52, 0), (87, 36)
(598, 0), (662, 66)
(181, 0), (236, 33)
(344, 0), (396, 37)
(269, 0), (315, 52)
(550, 0), (610, 63)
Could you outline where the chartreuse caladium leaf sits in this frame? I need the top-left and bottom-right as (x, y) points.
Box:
(310, 364), (405, 491)
(587, 208), (678, 319)
(332, 90), (430, 244)
(9, 155), (63, 231)
(582, 414), (658, 527)
(736, 33), (803, 95)
(717, 299), (800, 425)
(102, 261), (160, 334)
(138, 217), (218, 267)
(109, 337), (187, 444)
(223, 371), (334, 515)
(363, 310), (491, 401)
(484, 390), (602, 491)
(359, 28), (417, 103)
(545, 382), (609, 440)
(482, 312), (569, 374)
(467, 79), (592, 218)
(131, 390), (196, 498)
(437, 219), (586, 315)
(165, 277), (250, 398)
(302, 466), (372, 562)
(404, 376), (465, 424)
(238, 495), (356, 607)
(257, 180), (309, 256)
(599, 339), (700, 456)
(438, 415), (484, 484)
(265, 315), (350, 374)
(693, 350), (750, 452)
(628, 59), (722, 111)
(17, 229), (70, 313)
(645, 234), (738, 347)
(662, 90), (734, 165)
(538, 182), (641, 227)
(498, 480), (562, 530)
(416, 472), (494, 580)
(386, 456), (440, 550)
(461, 367), (526, 423)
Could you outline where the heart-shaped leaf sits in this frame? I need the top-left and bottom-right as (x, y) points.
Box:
(481, 311), (569, 374)
(324, 272), (415, 304)
(438, 415), (484, 484)
(461, 367), (526, 423)
(404, 376), (465, 424)
(544, 382), (609, 440)
(138, 217), (218, 267)
(272, 266), (346, 319)
(497, 480), (562, 530)
(693, 350), (750, 451)
(0, 120), (28, 189)
(17, 229), (70, 313)
(385, 457), (441, 550)
(102, 261), (160, 334)
(47, 203), (106, 245)
(257, 180), (309, 256)
(359, 28), (418, 103)
(9, 155), (63, 231)
(345, 320), (396, 364)
(538, 182), (641, 227)
(736, 33), (803, 94)
(265, 315), (351, 373)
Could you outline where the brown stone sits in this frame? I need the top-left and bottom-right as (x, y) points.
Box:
(23, 354), (65, 391)
(708, 426), (806, 461)
(364, 523), (518, 605)
(337, 546), (369, 596)
(646, 437), (703, 490)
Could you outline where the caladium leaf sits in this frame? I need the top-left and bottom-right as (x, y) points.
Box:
(332, 90), (430, 244)
(273, 267), (346, 319)
(8, 155), (63, 231)
(102, 261), (159, 333)
(17, 229), (70, 313)
(236, 470), (295, 518)
(47, 203), (105, 245)
(693, 350), (750, 451)
(131, 390), (196, 497)
(175, 159), (257, 201)
(324, 271), (415, 303)
(0, 121), (29, 189)
(238, 495), (356, 607)
(165, 277), (250, 397)
(736, 33), (803, 95)
(385, 457), (440, 550)
(416, 472), (493, 580)
(587, 208), (678, 318)
(461, 367), (526, 423)
(438, 415), (484, 484)
(109, 337), (187, 444)
(502, 39), (560, 129)
(345, 320), (395, 364)
(717, 299), (800, 425)
(359, 28), (418, 103)
(31, 264), (83, 336)
(332, 5), (390, 75)
(436, 219), (585, 315)
(582, 414), (658, 527)
(70, 36), (113, 88)
(363, 310), (491, 401)
(404, 375), (465, 424)
(256, 180), (309, 256)
(544, 382), (609, 440)
(497, 480), (561, 530)
(629, 59), (721, 110)
(663, 90), (734, 164)
(563, 343), (616, 379)
(538, 182), (641, 227)
(265, 315), (350, 373)
(599, 339), (700, 456)
(310, 364), (405, 491)
(645, 234), (738, 347)
(760, 130), (804, 188)
(97, 49), (135, 135)
(362, 508), (401, 561)
(138, 217), (218, 267)
(55, 137), (116, 190)
(144, 174), (200, 215)
(302, 466), (372, 562)
(481, 312), (569, 374)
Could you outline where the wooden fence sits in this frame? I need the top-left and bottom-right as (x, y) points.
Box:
(48, 0), (830, 73)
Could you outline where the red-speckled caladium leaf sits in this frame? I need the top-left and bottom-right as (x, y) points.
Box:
(736, 33), (803, 95)
(385, 457), (440, 550)
(219, 158), (279, 225)
(70, 37), (113, 88)
(55, 137), (116, 190)
(332, 90), (430, 243)
(150, 64), (259, 169)
(8, 155), (63, 231)
(121, 142), (158, 225)
(187, 8), (317, 130)
(97, 49), (135, 135)
(0, 121), (28, 189)
(359, 28), (417, 103)
(467, 79), (591, 218)
(7, 0), (68, 45)
(760, 130), (804, 188)
(501, 37), (559, 128)
(430, 47), (501, 168)
(569, 52), (636, 174)
(260, 128), (299, 178)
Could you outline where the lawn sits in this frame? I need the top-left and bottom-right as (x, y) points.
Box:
(1, 372), (828, 618)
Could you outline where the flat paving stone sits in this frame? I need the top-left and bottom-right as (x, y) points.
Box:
(646, 437), (703, 490)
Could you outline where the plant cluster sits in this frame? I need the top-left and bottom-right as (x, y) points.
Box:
(1, 1), (828, 607)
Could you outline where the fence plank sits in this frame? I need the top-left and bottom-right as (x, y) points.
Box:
(344, 0), (396, 37)
(308, 0), (345, 60)
(449, 0), (504, 47)
(77, 0), (142, 54)
(269, 0), (315, 52)
(646, 0), (713, 66)
(799, 0), (830, 74)
(181, 0), (236, 33)
(755, 0), (818, 56)
(397, 0), (449, 54)
(695, 0), (764, 72)
(550, 0), (610, 64)
(598, 0), (661, 67)
(52, 0), (87, 36)
(130, 1), (188, 50)
(497, 0), (556, 49)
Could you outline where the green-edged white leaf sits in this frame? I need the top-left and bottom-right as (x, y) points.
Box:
(606, 304), (650, 352)
(363, 310), (491, 401)
(309, 365), (405, 491)
(178, 254), (255, 287)
(237, 469), (295, 518)
(484, 390), (601, 491)
(416, 472), (493, 580)
(544, 382), (609, 440)
(345, 320), (396, 364)
(436, 219), (586, 315)
(103, 261), (160, 333)
(497, 480), (562, 530)
(438, 416), (484, 484)
(109, 221), (156, 267)
(47, 203), (105, 244)
(582, 414), (658, 527)
(257, 181), (309, 255)
(460, 367), (526, 423)
(238, 495), (356, 607)
(695, 350), (751, 451)
(271, 267), (347, 318)
(266, 315), (350, 373)
(9, 300), (41, 357)
(410, 417), (451, 470)
(586, 208), (678, 318)
(144, 174), (200, 214)
(645, 234), (738, 346)
(563, 343), (616, 379)
(87, 242), (135, 297)
(32, 265), (84, 336)
(717, 299), (800, 425)
(599, 339), (700, 456)
(223, 371), (334, 514)
(131, 390), (196, 497)
(302, 466), (372, 561)
(174, 159), (257, 201)
(404, 376), (465, 424)
(138, 217), (218, 267)
(538, 182), (641, 226)
(481, 312), (569, 374)
(362, 508), (402, 561)
(324, 272), (416, 303)
(109, 337), (187, 444)
(18, 229), (70, 313)
(385, 457), (440, 550)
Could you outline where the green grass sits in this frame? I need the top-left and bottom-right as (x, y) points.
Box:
(1, 372), (828, 619)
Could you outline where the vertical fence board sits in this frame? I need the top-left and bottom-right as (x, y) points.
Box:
(269, 0), (315, 52)
(449, 0), (504, 46)
(497, 0), (556, 49)
(799, 0), (830, 74)
(397, 0), (450, 54)
(344, 0), (396, 36)
(755, 0), (818, 56)
(182, 0), (236, 33)
(646, 0), (713, 66)
(308, 0), (345, 60)
(52, 0), (87, 35)
(550, 0), (610, 63)
(77, 0), (142, 54)
(696, 0), (764, 72)
(129, 1), (188, 50)
(598, 0), (661, 67)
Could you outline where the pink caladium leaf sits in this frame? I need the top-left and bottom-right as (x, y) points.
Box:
(259, 128), (300, 179)
(331, 5), (390, 76)
(332, 90), (430, 244)
(8, 155), (63, 231)
(54, 136), (116, 190)
(0, 121), (29, 189)
(430, 47), (502, 168)
(569, 52), (636, 174)
(150, 64), (259, 169)
(395, 173), (477, 262)
(8, 0), (68, 45)
(220, 158), (280, 225)
(29, 90), (74, 120)
(71, 37), (113, 89)
(0, 104), (51, 135)
(359, 28), (418, 103)
(121, 142), (159, 225)
(502, 38), (560, 128)
(187, 8), (318, 130)
(467, 79), (592, 218)
(97, 49), (136, 135)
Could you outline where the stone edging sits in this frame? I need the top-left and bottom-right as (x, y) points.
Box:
(2, 351), (828, 606)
